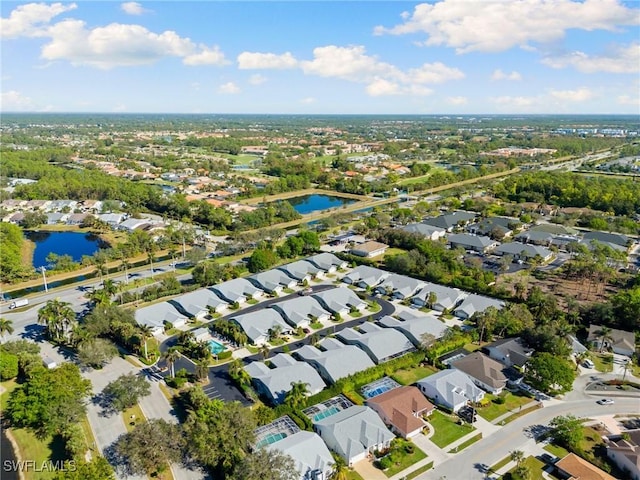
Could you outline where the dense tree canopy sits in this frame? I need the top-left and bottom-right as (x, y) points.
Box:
(525, 352), (576, 393)
(0, 223), (30, 282)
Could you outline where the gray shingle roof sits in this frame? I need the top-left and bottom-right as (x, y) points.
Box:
(135, 302), (186, 330)
(278, 260), (323, 281)
(412, 283), (465, 310)
(171, 288), (228, 317)
(265, 431), (334, 480)
(379, 312), (448, 346)
(313, 288), (366, 314)
(306, 252), (347, 271)
(375, 274), (425, 299)
(271, 296), (332, 327)
(495, 242), (552, 259)
(248, 269), (297, 293)
(417, 369), (483, 408)
(402, 223), (446, 237)
(296, 340), (375, 383)
(337, 322), (414, 363)
(230, 309), (290, 343)
(454, 294), (505, 319)
(448, 233), (497, 250)
(423, 211), (477, 230)
(583, 231), (630, 247)
(342, 265), (389, 288)
(451, 352), (507, 390)
(212, 278), (263, 303)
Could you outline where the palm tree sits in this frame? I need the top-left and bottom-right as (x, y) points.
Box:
(510, 449), (525, 467)
(138, 324), (154, 360)
(0, 317), (14, 343)
(260, 344), (270, 360)
(37, 299), (76, 344)
(162, 347), (181, 378)
(575, 352), (589, 371)
(596, 326), (612, 353)
(102, 279), (118, 297)
(120, 257), (130, 284)
(285, 381), (310, 409)
(267, 325), (283, 343)
(146, 243), (158, 279)
(427, 291), (438, 309)
(330, 453), (349, 480)
(195, 358), (210, 381)
(622, 357), (634, 382)
(420, 333), (436, 351)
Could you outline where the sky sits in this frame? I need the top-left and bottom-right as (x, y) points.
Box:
(1, 0), (639, 114)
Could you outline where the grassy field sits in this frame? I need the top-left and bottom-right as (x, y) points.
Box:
(544, 443), (569, 458)
(392, 364), (438, 386)
(383, 447), (428, 477)
(477, 392), (533, 422)
(122, 404), (146, 432)
(383, 247), (407, 259)
(346, 469), (365, 480)
(429, 410), (476, 448)
(591, 353), (613, 373)
(503, 456), (547, 480)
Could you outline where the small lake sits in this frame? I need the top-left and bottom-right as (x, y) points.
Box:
(25, 231), (106, 268)
(285, 194), (355, 215)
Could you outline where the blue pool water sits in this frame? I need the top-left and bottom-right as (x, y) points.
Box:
(26, 230), (105, 268)
(313, 406), (340, 422)
(285, 194), (355, 215)
(209, 340), (226, 355)
(255, 432), (286, 448)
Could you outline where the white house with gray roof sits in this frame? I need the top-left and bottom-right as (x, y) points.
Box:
(341, 265), (389, 289)
(401, 223), (447, 241)
(454, 294), (505, 320)
(244, 353), (326, 405)
(135, 302), (187, 335)
(306, 252), (348, 273)
(230, 309), (291, 346)
(378, 311), (448, 347)
(295, 338), (375, 384)
(278, 260), (325, 284)
(313, 288), (367, 317)
(314, 405), (395, 466)
(170, 288), (228, 319)
(337, 322), (414, 364)
(271, 296), (331, 328)
(374, 273), (425, 300)
(416, 369), (484, 412)
(265, 431), (334, 480)
(495, 242), (553, 262)
(411, 283), (466, 311)
(211, 278), (264, 304)
(423, 211), (477, 232)
(248, 270), (297, 294)
(447, 233), (499, 253)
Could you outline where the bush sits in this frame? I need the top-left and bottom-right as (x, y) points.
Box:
(377, 456), (393, 470)
(494, 396), (506, 405)
(217, 350), (233, 360)
(0, 353), (19, 380)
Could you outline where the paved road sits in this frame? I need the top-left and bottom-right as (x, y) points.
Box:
(423, 398), (640, 480)
(157, 285), (395, 404)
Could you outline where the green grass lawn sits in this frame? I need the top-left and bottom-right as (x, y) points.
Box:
(429, 410), (476, 448)
(383, 247), (407, 258)
(503, 456), (546, 480)
(392, 364), (438, 385)
(544, 443), (569, 458)
(405, 461), (434, 479)
(489, 455), (512, 474)
(591, 353), (613, 373)
(346, 469), (365, 480)
(448, 432), (482, 453)
(310, 321), (323, 330)
(477, 391), (533, 421)
(10, 429), (65, 480)
(383, 446), (428, 477)
(123, 404), (146, 432)
(349, 311), (362, 318)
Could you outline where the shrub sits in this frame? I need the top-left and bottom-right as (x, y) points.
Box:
(217, 350), (232, 360)
(494, 396), (506, 405)
(0, 353), (19, 380)
(378, 456), (393, 470)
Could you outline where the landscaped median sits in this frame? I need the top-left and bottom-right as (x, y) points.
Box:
(428, 410), (476, 448)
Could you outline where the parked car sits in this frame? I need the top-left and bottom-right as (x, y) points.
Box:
(298, 288), (313, 296)
(582, 359), (595, 368)
(539, 453), (558, 465)
(597, 398), (615, 405)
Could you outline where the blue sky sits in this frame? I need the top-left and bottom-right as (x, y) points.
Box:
(1, 1), (639, 114)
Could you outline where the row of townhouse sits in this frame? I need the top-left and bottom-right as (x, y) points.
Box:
(342, 265), (505, 319)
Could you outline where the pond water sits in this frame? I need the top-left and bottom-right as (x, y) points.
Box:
(25, 231), (106, 268)
(285, 194), (355, 215)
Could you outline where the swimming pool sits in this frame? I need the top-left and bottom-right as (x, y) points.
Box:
(255, 432), (286, 448)
(313, 406), (340, 422)
(208, 340), (226, 355)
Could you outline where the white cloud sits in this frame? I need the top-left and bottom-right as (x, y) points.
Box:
(1, 90), (35, 111)
(446, 96), (468, 105)
(491, 69), (522, 81)
(218, 82), (240, 94)
(300, 97), (316, 104)
(120, 2), (146, 16)
(1, 2), (76, 39)
(617, 94), (639, 106)
(404, 62), (465, 84)
(183, 45), (227, 66)
(491, 95), (536, 107)
(375, 0), (639, 53)
(237, 51), (298, 69)
(549, 87), (594, 102)
(366, 79), (402, 96)
(248, 74), (267, 85)
(541, 43), (640, 73)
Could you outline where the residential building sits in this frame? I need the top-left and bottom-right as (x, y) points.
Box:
(66, 213), (90, 225)
(97, 212), (127, 226)
(336, 322), (414, 364)
(451, 352), (508, 394)
(46, 213), (68, 225)
(278, 260), (325, 284)
(453, 294), (505, 319)
(401, 223), (447, 241)
(244, 354), (326, 405)
(484, 337), (533, 370)
(349, 241), (389, 258)
(211, 278), (264, 304)
(366, 386), (435, 438)
(416, 369), (484, 412)
(342, 265), (389, 289)
(494, 242), (553, 262)
(378, 311), (448, 347)
(134, 302), (188, 335)
(271, 296), (332, 329)
(191, 327), (210, 342)
(306, 252), (348, 273)
(423, 211), (477, 232)
(555, 453), (617, 480)
(605, 430), (640, 480)
(587, 325), (636, 357)
(411, 283), (466, 312)
(118, 218), (150, 232)
(170, 288), (228, 319)
(447, 233), (498, 254)
(467, 216), (520, 239)
(374, 273), (425, 300)
(314, 405), (395, 466)
(313, 288), (367, 317)
(583, 231), (630, 248)
(265, 431), (334, 480)
(248, 269), (297, 295)
(230, 309), (290, 346)
(295, 338), (375, 384)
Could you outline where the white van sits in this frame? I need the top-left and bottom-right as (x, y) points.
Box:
(582, 359), (595, 369)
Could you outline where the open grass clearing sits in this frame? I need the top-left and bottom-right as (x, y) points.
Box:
(392, 364), (438, 386)
(544, 443), (569, 458)
(9, 428), (65, 480)
(429, 410), (476, 448)
(591, 353), (613, 373)
(122, 404), (146, 432)
(382, 445), (428, 477)
(503, 455), (546, 480)
(477, 391), (533, 422)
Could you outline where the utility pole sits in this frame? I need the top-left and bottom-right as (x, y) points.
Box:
(41, 266), (48, 293)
